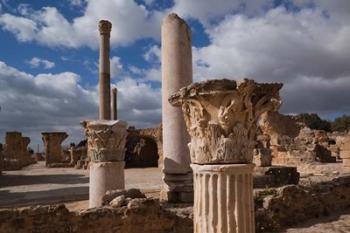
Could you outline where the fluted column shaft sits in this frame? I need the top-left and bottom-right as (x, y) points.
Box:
(192, 164), (255, 233)
(98, 20), (112, 120)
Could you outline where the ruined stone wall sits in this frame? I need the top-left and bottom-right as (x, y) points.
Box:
(2, 132), (36, 170)
(1, 175), (350, 233)
(0, 198), (192, 233)
(3, 132), (22, 160)
(126, 124), (163, 167)
(256, 175), (350, 232)
(259, 112), (341, 166)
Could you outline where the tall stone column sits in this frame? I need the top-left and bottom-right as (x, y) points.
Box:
(111, 87), (117, 120)
(169, 79), (282, 233)
(161, 13), (193, 202)
(42, 132), (68, 166)
(82, 120), (127, 208)
(98, 20), (112, 120)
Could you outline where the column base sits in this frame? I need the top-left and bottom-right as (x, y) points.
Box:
(160, 190), (193, 203)
(89, 161), (125, 208)
(192, 163), (255, 233)
(161, 172), (193, 203)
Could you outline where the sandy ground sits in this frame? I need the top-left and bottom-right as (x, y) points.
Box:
(1, 162), (350, 232)
(281, 212), (350, 233)
(0, 161), (162, 209)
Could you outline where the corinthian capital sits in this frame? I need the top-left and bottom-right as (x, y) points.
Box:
(169, 79), (282, 164)
(98, 20), (112, 35)
(82, 120), (127, 162)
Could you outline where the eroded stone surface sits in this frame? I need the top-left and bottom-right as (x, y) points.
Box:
(192, 164), (255, 233)
(42, 132), (68, 166)
(161, 13), (193, 202)
(169, 79), (282, 164)
(82, 120), (127, 162)
(98, 20), (112, 120)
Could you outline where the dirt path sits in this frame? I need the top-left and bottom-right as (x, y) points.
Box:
(0, 162), (162, 208)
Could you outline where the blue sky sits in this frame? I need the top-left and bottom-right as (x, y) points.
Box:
(0, 0), (349, 148)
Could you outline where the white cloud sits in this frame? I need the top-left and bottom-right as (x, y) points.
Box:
(68, 0), (87, 7)
(190, 4), (350, 117)
(0, 13), (37, 42)
(0, 0), (164, 48)
(0, 60), (161, 148)
(171, 0), (274, 25)
(143, 45), (160, 63)
(110, 56), (123, 78)
(27, 57), (55, 69)
(114, 78), (161, 127)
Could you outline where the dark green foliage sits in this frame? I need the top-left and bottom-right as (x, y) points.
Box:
(331, 115), (350, 132)
(293, 113), (331, 132)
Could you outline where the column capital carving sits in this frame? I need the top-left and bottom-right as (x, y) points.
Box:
(41, 132), (68, 145)
(98, 20), (112, 35)
(82, 120), (127, 162)
(169, 79), (282, 164)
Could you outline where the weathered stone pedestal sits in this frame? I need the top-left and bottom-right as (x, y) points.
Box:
(192, 164), (255, 233)
(82, 120), (127, 208)
(161, 13), (193, 202)
(42, 132), (68, 167)
(169, 79), (282, 233)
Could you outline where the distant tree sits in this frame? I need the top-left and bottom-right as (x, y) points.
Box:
(331, 115), (350, 132)
(293, 113), (331, 131)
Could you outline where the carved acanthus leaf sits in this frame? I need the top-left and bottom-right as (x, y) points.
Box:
(169, 79), (282, 164)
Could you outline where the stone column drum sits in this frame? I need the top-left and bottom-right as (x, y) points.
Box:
(42, 132), (68, 166)
(161, 13), (193, 202)
(169, 79), (282, 233)
(111, 87), (117, 120)
(82, 120), (127, 208)
(98, 20), (112, 120)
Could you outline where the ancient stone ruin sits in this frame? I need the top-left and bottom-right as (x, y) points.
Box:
(42, 132), (68, 167)
(1, 13), (350, 233)
(2, 132), (36, 170)
(161, 13), (193, 203)
(170, 79), (282, 233)
(125, 125), (161, 168)
(82, 120), (127, 208)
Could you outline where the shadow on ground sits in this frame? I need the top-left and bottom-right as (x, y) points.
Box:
(0, 174), (89, 187)
(0, 186), (89, 208)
